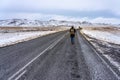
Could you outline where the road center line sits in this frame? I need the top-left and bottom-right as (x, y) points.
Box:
(8, 33), (66, 80)
(14, 70), (27, 80)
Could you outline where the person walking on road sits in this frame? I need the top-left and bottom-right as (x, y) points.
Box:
(69, 26), (76, 44)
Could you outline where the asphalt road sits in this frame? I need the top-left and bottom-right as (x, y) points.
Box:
(0, 31), (119, 80)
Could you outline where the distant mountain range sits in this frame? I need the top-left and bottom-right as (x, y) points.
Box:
(0, 19), (93, 27)
(0, 19), (114, 27)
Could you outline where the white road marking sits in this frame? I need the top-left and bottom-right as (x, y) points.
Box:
(78, 31), (120, 80)
(8, 33), (66, 80)
(89, 44), (120, 80)
(14, 70), (27, 80)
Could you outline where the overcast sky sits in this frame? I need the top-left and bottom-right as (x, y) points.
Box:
(0, 0), (120, 24)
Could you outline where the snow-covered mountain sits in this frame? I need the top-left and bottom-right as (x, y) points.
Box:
(0, 19), (92, 27)
(0, 19), (44, 27)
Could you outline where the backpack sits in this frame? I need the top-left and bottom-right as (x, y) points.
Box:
(70, 29), (75, 35)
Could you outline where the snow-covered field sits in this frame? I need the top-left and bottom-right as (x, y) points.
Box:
(0, 26), (69, 47)
(81, 27), (120, 72)
(0, 31), (57, 47)
(82, 29), (120, 44)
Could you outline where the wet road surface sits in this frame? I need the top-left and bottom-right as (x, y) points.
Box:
(0, 31), (119, 80)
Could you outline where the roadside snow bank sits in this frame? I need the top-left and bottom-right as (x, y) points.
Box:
(0, 31), (56, 47)
(82, 30), (120, 44)
(104, 55), (120, 71)
(81, 29), (120, 72)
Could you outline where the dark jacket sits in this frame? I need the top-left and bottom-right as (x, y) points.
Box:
(70, 28), (76, 37)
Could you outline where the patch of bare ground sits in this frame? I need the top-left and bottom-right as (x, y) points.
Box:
(82, 26), (120, 37)
(0, 26), (69, 33)
(82, 26), (120, 32)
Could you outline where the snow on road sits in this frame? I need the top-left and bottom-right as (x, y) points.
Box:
(0, 31), (57, 47)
